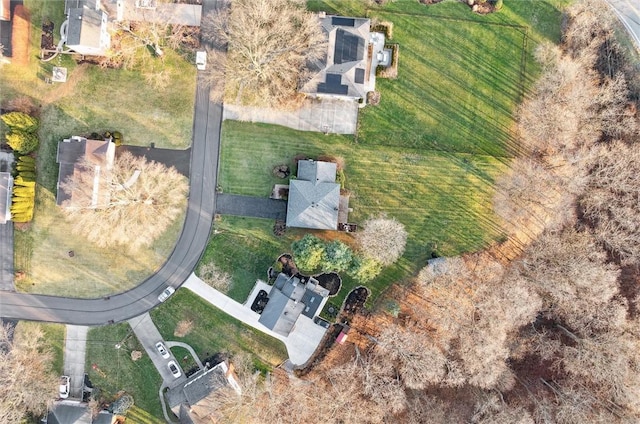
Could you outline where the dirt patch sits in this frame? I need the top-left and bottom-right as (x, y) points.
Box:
(42, 64), (89, 106)
(278, 253), (298, 277)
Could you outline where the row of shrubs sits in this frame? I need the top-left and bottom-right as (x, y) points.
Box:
(291, 234), (382, 283)
(1, 112), (39, 223)
(11, 156), (36, 222)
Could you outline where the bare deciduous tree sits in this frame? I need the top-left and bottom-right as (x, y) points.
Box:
(201, 0), (326, 107)
(355, 215), (408, 266)
(197, 262), (232, 292)
(61, 151), (188, 251)
(581, 141), (640, 264)
(0, 323), (57, 422)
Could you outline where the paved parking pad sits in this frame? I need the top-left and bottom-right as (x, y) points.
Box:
(223, 98), (359, 135)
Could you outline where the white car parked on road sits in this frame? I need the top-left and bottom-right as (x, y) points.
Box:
(158, 286), (175, 302)
(196, 51), (207, 71)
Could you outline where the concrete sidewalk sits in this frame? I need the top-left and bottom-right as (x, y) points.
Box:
(63, 325), (89, 399)
(183, 273), (327, 366)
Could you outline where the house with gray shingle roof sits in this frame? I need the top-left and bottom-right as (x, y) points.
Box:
(258, 273), (329, 337)
(286, 160), (341, 230)
(62, 0), (111, 56)
(167, 360), (241, 423)
(301, 14), (386, 103)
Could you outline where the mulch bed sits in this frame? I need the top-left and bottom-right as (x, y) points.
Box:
(342, 287), (369, 316)
(315, 272), (342, 296)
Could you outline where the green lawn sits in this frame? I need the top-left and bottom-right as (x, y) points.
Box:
(151, 289), (288, 369)
(214, 1), (571, 308)
(85, 324), (164, 422)
(4, 0), (194, 297)
(218, 121), (507, 305)
(198, 216), (303, 302)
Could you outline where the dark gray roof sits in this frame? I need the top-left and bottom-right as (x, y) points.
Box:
(183, 365), (228, 407)
(331, 17), (355, 27)
(287, 160), (340, 230)
(259, 289), (304, 336)
(301, 15), (372, 99)
(0, 172), (11, 224)
(317, 74), (348, 95)
(66, 8), (103, 49)
(56, 138), (87, 206)
(46, 403), (92, 424)
(334, 28), (364, 65)
(93, 411), (115, 424)
(301, 289), (324, 318)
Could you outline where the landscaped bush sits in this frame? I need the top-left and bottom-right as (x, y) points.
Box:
(292, 234), (325, 271)
(348, 256), (383, 283)
(321, 241), (353, 272)
(371, 20), (393, 40)
(1, 112), (39, 133)
(11, 153), (38, 223)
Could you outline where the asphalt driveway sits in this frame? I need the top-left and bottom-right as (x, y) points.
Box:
(0, 222), (14, 291)
(216, 194), (287, 220)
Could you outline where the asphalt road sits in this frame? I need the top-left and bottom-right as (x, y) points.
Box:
(607, 0), (640, 50)
(0, 0), (223, 324)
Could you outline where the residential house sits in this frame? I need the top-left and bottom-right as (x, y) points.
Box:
(286, 159), (349, 230)
(44, 400), (114, 424)
(0, 172), (12, 224)
(300, 14), (387, 103)
(167, 360), (241, 424)
(103, 0), (202, 26)
(63, 0), (111, 56)
(56, 136), (115, 207)
(258, 273), (330, 337)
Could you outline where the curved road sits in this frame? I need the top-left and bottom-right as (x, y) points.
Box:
(607, 0), (640, 50)
(0, 0), (223, 324)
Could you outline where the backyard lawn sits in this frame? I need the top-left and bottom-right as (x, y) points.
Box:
(3, 0), (195, 297)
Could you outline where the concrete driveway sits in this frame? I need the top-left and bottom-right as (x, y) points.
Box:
(224, 98), (359, 134)
(128, 313), (187, 388)
(63, 325), (89, 399)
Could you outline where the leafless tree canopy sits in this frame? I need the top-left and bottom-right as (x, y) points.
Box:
(0, 323), (57, 422)
(201, 0), (326, 107)
(61, 151), (188, 251)
(356, 215), (408, 266)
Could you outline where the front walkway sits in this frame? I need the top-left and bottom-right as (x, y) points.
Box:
(223, 98), (359, 135)
(215, 194), (286, 220)
(63, 325), (89, 399)
(183, 273), (327, 366)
